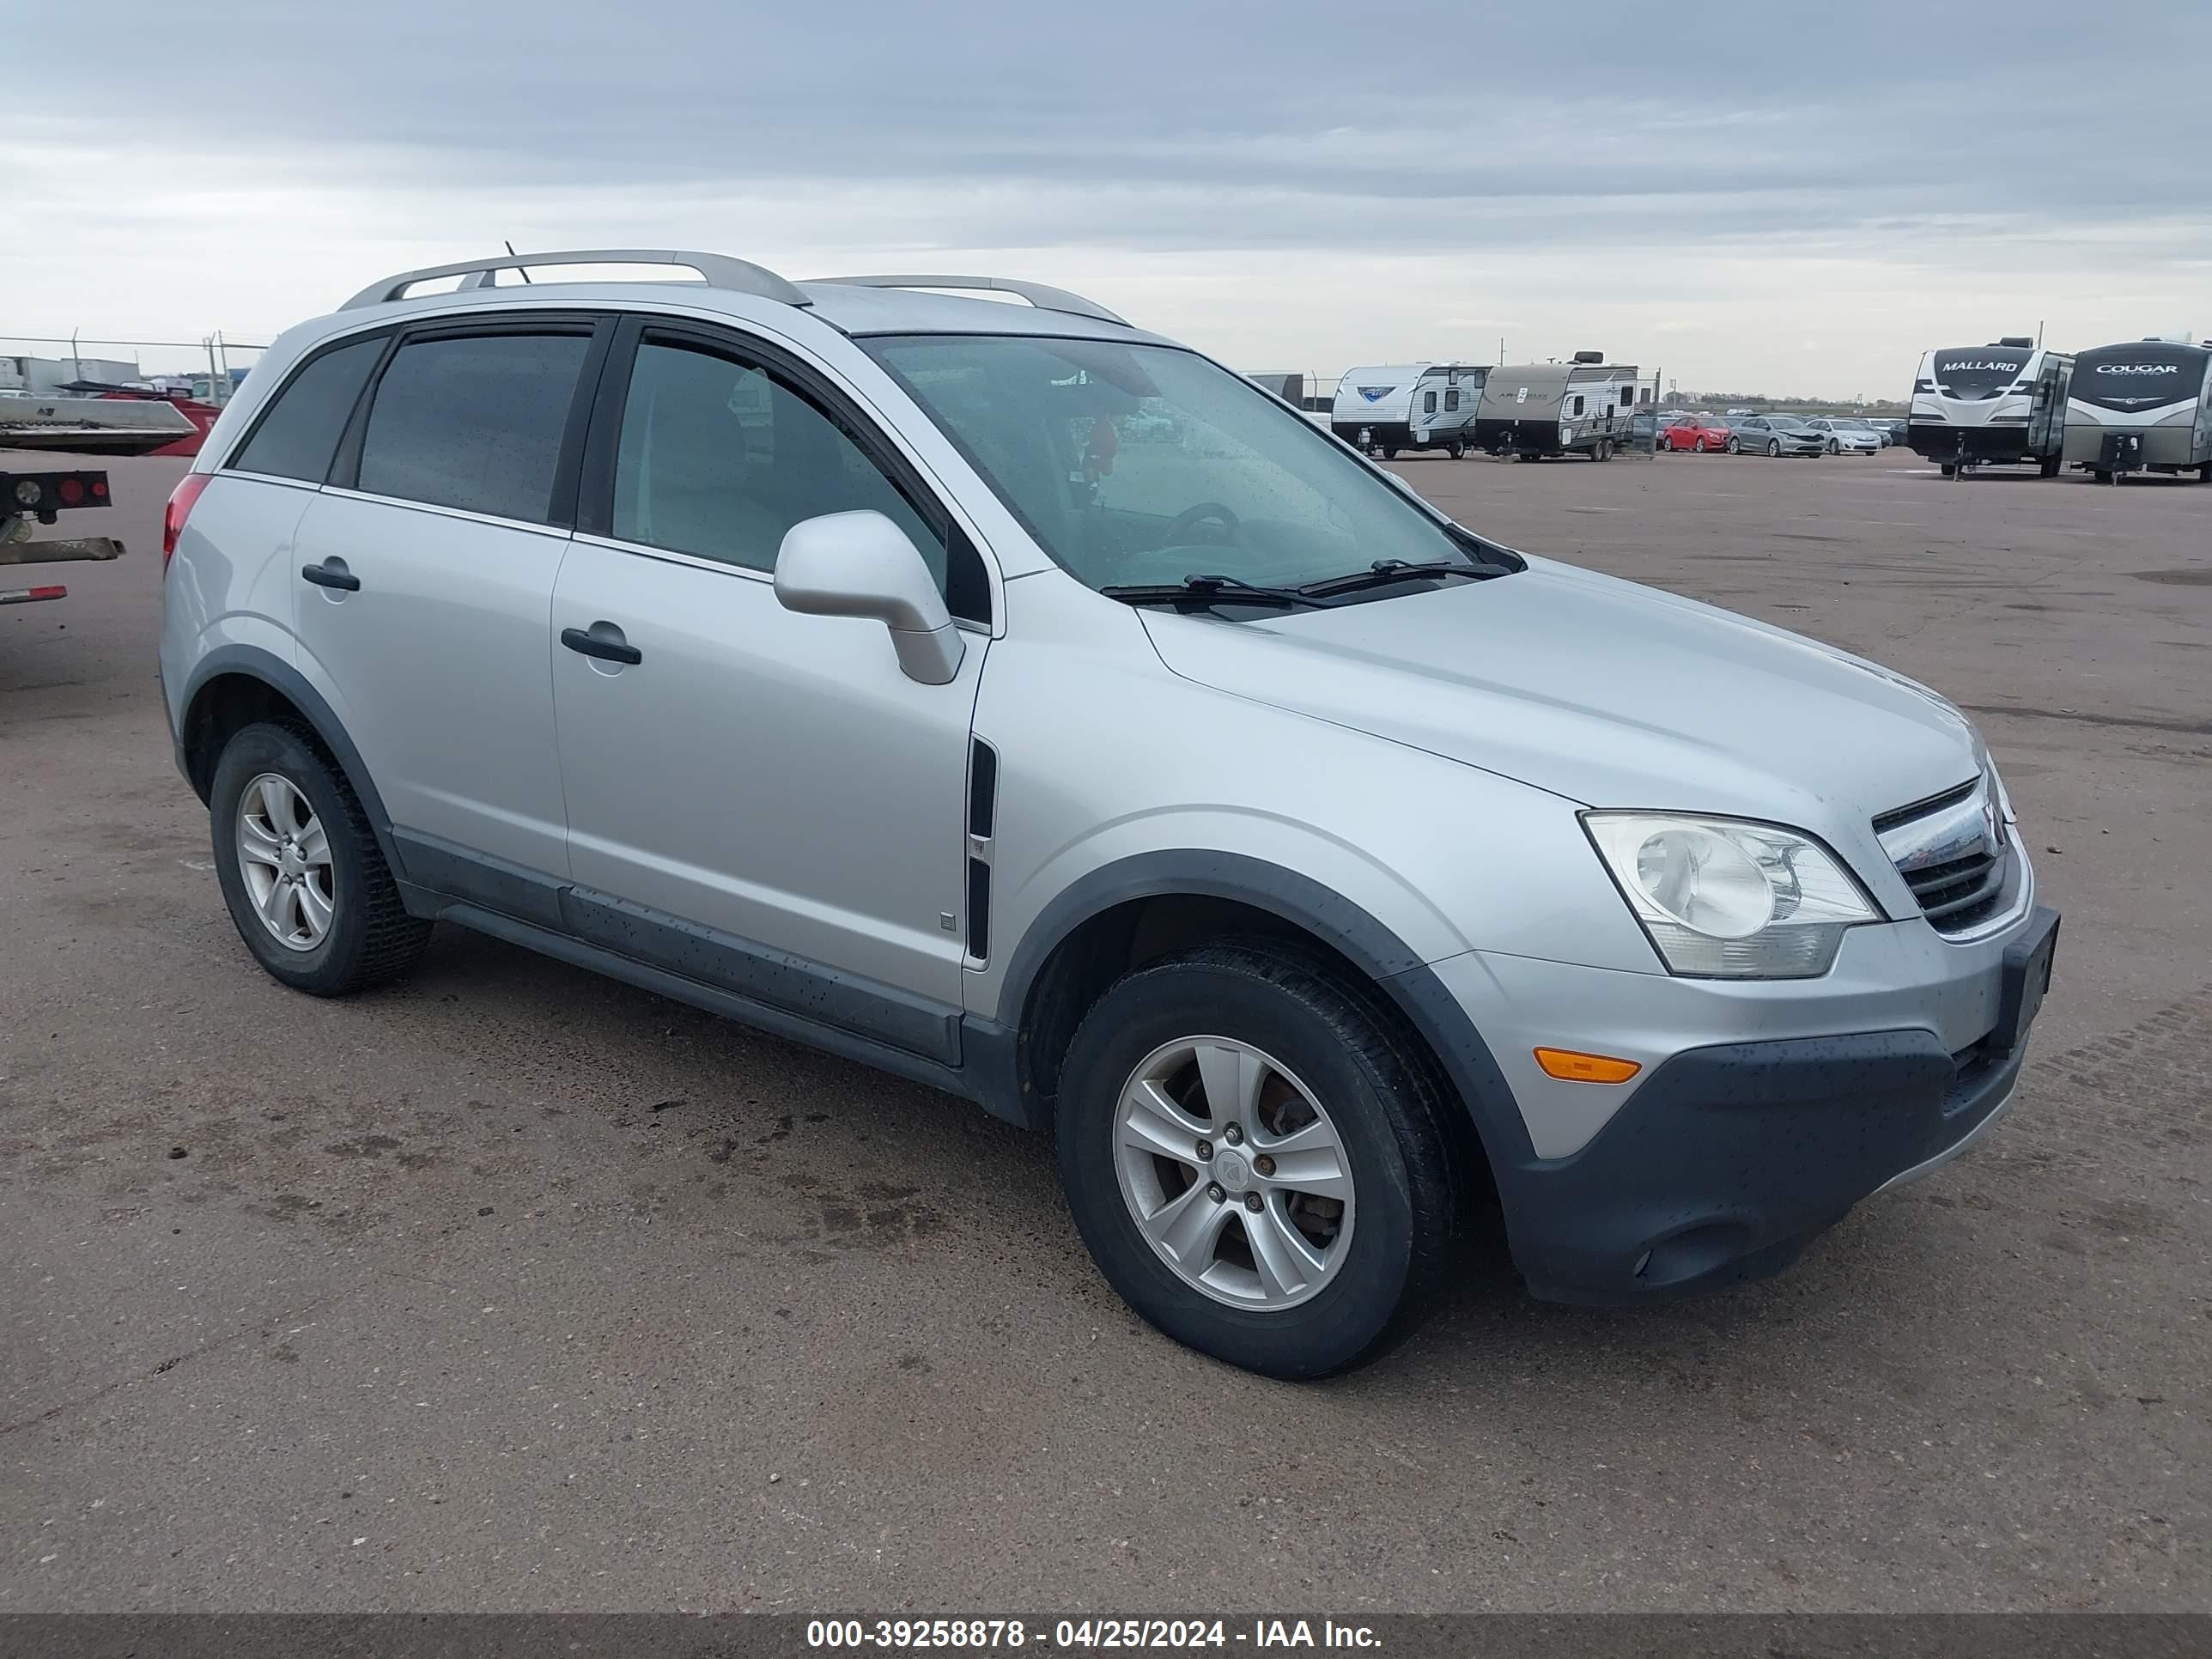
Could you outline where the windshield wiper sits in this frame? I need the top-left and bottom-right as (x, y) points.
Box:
(1098, 574), (1331, 610)
(1296, 558), (1507, 599)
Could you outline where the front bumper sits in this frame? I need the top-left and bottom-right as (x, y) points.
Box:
(1906, 422), (2039, 465)
(1434, 902), (2057, 1305)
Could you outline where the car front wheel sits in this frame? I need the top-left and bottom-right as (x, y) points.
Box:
(1725, 437), (1740, 454)
(1768, 440), (1782, 458)
(210, 721), (433, 995)
(1055, 945), (1461, 1378)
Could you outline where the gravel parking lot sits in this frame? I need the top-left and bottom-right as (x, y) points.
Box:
(3, 445), (2206, 1613)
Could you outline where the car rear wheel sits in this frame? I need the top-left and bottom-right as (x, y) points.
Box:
(210, 721), (433, 996)
(1055, 944), (1461, 1379)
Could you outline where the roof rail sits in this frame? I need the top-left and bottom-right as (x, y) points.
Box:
(341, 249), (810, 312)
(808, 274), (1128, 327)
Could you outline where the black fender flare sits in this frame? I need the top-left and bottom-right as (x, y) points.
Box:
(177, 644), (408, 881)
(990, 850), (1539, 1170)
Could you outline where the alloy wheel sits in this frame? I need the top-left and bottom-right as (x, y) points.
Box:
(235, 772), (335, 951)
(1113, 1036), (1356, 1310)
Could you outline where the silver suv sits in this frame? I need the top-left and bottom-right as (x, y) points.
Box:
(160, 249), (2057, 1378)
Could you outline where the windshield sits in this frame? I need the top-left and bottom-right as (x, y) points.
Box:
(863, 335), (1488, 593)
(1767, 416), (1812, 430)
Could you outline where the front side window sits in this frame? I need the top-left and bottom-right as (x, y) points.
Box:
(231, 336), (384, 483)
(357, 331), (590, 522)
(863, 334), (1492, 594)
(611, 338), (960, 604)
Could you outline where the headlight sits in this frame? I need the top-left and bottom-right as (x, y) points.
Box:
(1583, 812), (1880, 978)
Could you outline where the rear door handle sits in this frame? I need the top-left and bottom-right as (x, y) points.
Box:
(561, 623), (641, 665)
(301, 560), (360, 592)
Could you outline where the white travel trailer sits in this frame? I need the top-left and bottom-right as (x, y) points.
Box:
(1905, 337), (2073, 477)
(1329, 363), (1490, 458)
(2062, 338), (2212, 483)
(1474, 353), (1646, 460)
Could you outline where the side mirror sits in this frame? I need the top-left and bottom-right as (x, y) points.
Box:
(774, 510), (965, 685)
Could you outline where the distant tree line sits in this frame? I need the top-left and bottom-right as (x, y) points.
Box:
(1680, 392), (1907, 415)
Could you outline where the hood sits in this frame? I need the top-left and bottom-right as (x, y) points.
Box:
(1139, 557), (1981, 830)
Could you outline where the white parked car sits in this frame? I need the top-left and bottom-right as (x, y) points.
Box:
(1805, 418), (1886, 455)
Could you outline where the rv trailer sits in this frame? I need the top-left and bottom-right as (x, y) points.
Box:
(2062, 339), (2212, 483)
(1330, 363), (1490, 458)
(1474, 353), (1644, 460)
(1905, 337), (2073, 477)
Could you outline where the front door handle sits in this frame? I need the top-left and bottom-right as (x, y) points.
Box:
(301, 559), (360, 592)
(561, 623), (642, 665)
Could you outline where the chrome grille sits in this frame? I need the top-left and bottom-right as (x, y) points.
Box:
(1875, 775), (2011, 935)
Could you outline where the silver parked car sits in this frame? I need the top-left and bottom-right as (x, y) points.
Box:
(1804, 417), (1886, 454)
(1725, 414), (1827, 457)
(159, 249), (2057, 1378)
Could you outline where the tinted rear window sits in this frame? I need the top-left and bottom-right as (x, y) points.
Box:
(230, 337), (384, 482)
(356, 332), (591, 522)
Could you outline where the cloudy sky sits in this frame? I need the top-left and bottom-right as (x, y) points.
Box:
(7, 2), (2209, 398)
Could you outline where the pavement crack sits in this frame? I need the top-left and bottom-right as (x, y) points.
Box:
(1961, 702), (2212, 738)
(0, 1279), (369, 1438)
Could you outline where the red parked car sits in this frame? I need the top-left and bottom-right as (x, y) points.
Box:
(1659, 416), (1732, 453)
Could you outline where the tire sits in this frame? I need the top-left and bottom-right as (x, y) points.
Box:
(1446, 440), (1465, 460)
(1054, 944), (1461, 1379)
(1940, 462), (1958, 478)
(2040, 456), (2062, 478)
(1767, 440), (1782, 458)
(2198, 460), (2212, 483)
(1692, 437), (1706, 453)
(209, 720), (433, 995)
(1382, 445), (1399, 461)
(1724, 437), (1740, 454)
(1826, 439), (1838, 454)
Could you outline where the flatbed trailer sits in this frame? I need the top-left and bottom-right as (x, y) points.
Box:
(1, 467), (124, 605)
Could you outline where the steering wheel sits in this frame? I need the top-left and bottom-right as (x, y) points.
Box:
(1159, 501), (1240, 548)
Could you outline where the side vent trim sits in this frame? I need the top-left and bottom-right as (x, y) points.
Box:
(968, 738), (999, 840)
(966, 857), (992, 963)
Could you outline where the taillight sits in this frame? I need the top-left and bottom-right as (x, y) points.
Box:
(162, 473), (212, 571)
